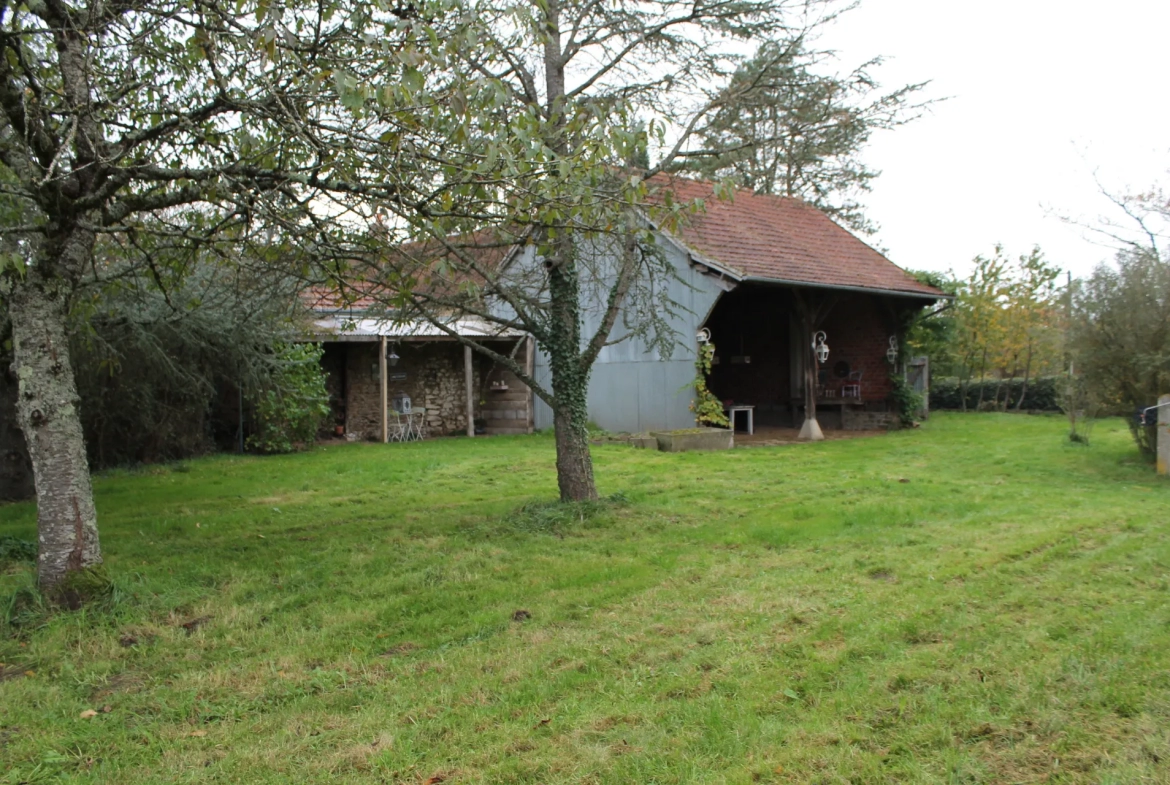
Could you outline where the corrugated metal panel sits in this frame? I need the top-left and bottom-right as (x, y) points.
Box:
(312, 314), (525, 341)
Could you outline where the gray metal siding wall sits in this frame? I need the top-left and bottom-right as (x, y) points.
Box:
(533, 234), (724, 432)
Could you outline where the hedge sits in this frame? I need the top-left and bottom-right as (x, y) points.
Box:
(930, 376), (1061, 412)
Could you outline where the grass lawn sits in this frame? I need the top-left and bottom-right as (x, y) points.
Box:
(2, 413), (1169, 784)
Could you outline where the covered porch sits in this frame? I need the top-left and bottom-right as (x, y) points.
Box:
(700, 283), (923, 432)
(314, 314), (534, 442)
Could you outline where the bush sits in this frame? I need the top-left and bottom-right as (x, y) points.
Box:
(1070, 247), (1170, 461)
(689, 341), (729, 428)
(247, 343), (331, 454)
(930, 376), (1061, 412)
(888, 375), (924, 427)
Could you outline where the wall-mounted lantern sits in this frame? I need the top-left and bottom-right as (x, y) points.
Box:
(696, 327), (711, 344)
(886, 335), (898, 364)
(812, 331), (829, 364)
(387, 344), (400, 367)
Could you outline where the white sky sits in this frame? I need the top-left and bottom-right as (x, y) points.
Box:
(816, 0), (1170, 279)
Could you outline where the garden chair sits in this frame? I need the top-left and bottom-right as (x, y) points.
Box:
(387, 410), (410, 442)
(841, 370), (863, 398)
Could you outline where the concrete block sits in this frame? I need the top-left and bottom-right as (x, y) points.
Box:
(653, 428), (734, 452)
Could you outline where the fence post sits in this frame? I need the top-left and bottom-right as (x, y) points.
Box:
(1159, 394), (1170, 476)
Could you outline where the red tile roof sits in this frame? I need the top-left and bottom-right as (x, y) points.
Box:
(646, 175), (943, 298)
(303, 230), (516, 313)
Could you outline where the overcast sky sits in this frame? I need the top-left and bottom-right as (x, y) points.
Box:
(815, 0), (1170, 279)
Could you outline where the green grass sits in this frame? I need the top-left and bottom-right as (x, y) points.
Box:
(2, 413), (1169, 784)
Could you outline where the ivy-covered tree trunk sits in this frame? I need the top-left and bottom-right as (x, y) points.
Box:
(546, 239), (599, 502)
(550, 379), (597, 502)
(9, 251), (101, 592)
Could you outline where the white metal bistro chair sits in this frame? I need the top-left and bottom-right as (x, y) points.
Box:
(405, 408), (426, 441)
(387, 410), (410, 442)
(841, 370), (863, 399)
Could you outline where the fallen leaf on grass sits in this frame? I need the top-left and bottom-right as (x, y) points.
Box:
(79, 709), (98, 719)
(533, 717), (551, 728)
(512, 609), (531, 622)
(380, 642), (418, 657)
(189, 730), (207, 738)
(423, 776), (445, 785)
(180, 616), (212, 635)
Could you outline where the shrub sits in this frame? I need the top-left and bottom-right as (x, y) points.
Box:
(930, 376), (1061, 412)
(247, 343), (331, 454)
(888, 375), (924, 427)
(689, 341), (729, 428)
(1069, 247), (1170, 461)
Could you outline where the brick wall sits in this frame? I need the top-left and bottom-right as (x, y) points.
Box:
(819, 294), (898, 402)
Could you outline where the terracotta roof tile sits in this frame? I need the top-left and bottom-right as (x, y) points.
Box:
(647, 175), (943, 298)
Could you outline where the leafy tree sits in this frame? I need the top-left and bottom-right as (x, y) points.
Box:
(951, 249), (1009, 410)
(942, 246), (1063, 412)
(684, 39), (930, 234)
(998, 248), (1061, 410)
(904, 269), (959, 371)
(1071, 246), (1170, 459)
(302, 0), (836, 500)
(0, 0), (397, 592)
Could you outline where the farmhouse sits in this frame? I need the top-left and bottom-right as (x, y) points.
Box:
(310, 175), (946, 441)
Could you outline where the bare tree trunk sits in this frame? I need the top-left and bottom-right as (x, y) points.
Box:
(9, 265), (102, 594)
(958, 352), (973, 412)
(975, 347), (988, 410)
(1014, 343), (1033, 411)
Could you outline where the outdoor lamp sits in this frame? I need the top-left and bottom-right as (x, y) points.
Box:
(387, 344), (400, 367)
(696, 327), (711, 344)
(886, 336), (898, 364)
(812, 331), (829, 364)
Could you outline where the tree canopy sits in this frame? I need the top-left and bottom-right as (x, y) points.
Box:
(682, 39), (930, 234)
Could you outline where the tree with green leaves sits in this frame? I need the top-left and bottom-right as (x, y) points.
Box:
(683, 39), (930, 234)
(944, 246), (1064, 411)
(1069, 184), (1170, 459)
(0, 0), (403, 593)
(302, 0), (839, 500)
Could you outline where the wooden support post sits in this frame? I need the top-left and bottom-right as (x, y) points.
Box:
(379, 336), (388, 444)
(465, 344), (475, 437)
(525, 335), (535, 434)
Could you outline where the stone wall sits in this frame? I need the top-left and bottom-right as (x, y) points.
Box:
(329, 341), (532, 440)
(842, 407), (901, 431)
